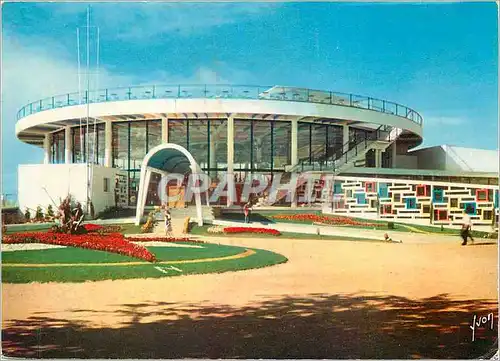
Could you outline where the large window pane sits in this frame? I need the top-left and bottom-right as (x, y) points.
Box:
(188, 120), (208, 169)
(234, 120), (251, 169)
(311, 124), (327, 162)
(273, 121), (291, 169)
(252, 120), (272, 170)
(129, 122), (147, 170)
(298, 122), (311, 164)
(96, 123), (105, 165)
(147, 120), (162, 151)
(168, 119), (188, 149)
(72, 127), (86, 163)
(327, 125), (343, 160)
(50, 130), (65, 164)
(210, 119), (227, 170)
(112, 122), (128, 169)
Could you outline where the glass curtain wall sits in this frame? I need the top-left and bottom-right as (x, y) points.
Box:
(50, 130), (65, 164)
(111, 119), (162, 206)
(298, 122), (343, 165)
(71, 124), (106, 164)
(72, 127), (86, 163)
(234, 119), (291, 172)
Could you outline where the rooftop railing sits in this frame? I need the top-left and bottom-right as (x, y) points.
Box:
(16, 84), (423, 125)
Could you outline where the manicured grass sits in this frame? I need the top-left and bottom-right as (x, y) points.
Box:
(2, 247), (139, 264)
(190, 225), (381, 242)
(2, 242), (287, 283)
(222, 212), (495, 237)
(118, 223), (144, 234)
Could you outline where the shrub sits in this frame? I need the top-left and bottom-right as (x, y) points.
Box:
(24, 208), (31, 223)
(46, 205), (55, 218)
(35, 206), (44, 222)
(183, 217), (191, 234)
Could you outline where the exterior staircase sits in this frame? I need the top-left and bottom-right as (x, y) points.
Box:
(267, 125), (402, 206)
(152, 205), (214, 235)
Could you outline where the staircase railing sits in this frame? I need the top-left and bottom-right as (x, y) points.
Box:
(295, 124), (401, 172)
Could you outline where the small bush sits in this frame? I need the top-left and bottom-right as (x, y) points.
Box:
(387, 222), (395, 229)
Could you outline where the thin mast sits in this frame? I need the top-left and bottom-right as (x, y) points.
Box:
(86, 6), (91, 213)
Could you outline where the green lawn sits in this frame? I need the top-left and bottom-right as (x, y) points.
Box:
(2, 242), (287, 283)
(223, 211), (495, 238)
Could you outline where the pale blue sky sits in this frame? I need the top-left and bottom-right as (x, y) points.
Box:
(2, 2), (498, 195)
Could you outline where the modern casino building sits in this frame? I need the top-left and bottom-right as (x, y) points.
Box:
(15, 85), (498, 226)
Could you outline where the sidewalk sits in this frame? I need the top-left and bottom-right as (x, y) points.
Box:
(211, 219), (487, 244)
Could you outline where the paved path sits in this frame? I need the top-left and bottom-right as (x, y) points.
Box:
(212, 219), (487, 244)
(2, 233), (497, 358)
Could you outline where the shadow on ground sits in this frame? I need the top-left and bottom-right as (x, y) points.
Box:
(2, 293), (497, 359)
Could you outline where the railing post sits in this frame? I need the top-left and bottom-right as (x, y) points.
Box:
(105, 89), (109, 101)
(52, 97), (55, 108)
(152, 85), (156, 99)
(329, 91), (332, 104)
(128, 87), (132, 100)
(382, 100), (385, 112)
(367, 97), (371, 109)
(67, 94), (70, 105)
(30, 103), (33, 114)
(395, 104), (399, 115)
(178, 85), (181, 97)
(349, 94), (353, 106)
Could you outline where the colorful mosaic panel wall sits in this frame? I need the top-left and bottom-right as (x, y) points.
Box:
(330, 176), (499, 225)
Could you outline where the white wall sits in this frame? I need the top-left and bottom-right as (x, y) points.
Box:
(18, 164), (120, 217)
(18, 164), (87, 214)
(91, 165), (121, 214)
(395, 155), (418, 169)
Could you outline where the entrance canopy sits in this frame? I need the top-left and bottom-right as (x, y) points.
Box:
(135, 143), (204, 226)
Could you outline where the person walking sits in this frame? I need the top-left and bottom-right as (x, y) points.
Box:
(461, 213), (474, 245)
(243, 202), (251, 224)
(163, 206), (173, 237)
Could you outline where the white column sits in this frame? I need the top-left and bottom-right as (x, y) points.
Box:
(104, 120), (113, 167)
(65, 126), (72, 164)
(342, 125), (349, 153)
(191, 168), (204, 226)
(227, 115), (235, 207)
(291, 118), (298, 166)
(209, 134), (216, 170)
(392, 139), (397, 168)
(162, 117), (169, 143)
(43, 134), (51, 164)
(375, 150), (381, 168)
(135, 167), (152, 225)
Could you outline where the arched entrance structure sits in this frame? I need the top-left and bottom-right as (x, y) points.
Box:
(135, 143), (205, 226)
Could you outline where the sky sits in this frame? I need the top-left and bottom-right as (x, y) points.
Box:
(2, 2), (498, 196)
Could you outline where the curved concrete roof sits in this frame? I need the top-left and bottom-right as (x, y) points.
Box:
(15, 85), (424, 148)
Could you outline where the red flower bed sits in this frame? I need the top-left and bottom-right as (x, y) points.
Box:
(223, 227), (281, 236)
(127, 236), (205, 244)
(271, 214), (383, 228)
(3, 232), (156, 262)
(83, 224), (104, 232)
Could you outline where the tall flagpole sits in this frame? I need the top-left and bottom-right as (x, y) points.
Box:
(85, 5), (91, 214)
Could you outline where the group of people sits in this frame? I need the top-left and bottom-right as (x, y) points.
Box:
(57, 197), (84, 233)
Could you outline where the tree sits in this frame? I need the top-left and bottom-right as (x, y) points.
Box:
(47, 204), (55, 219)
(35, 206), (44, 222)
(24, 208), (31, 223)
